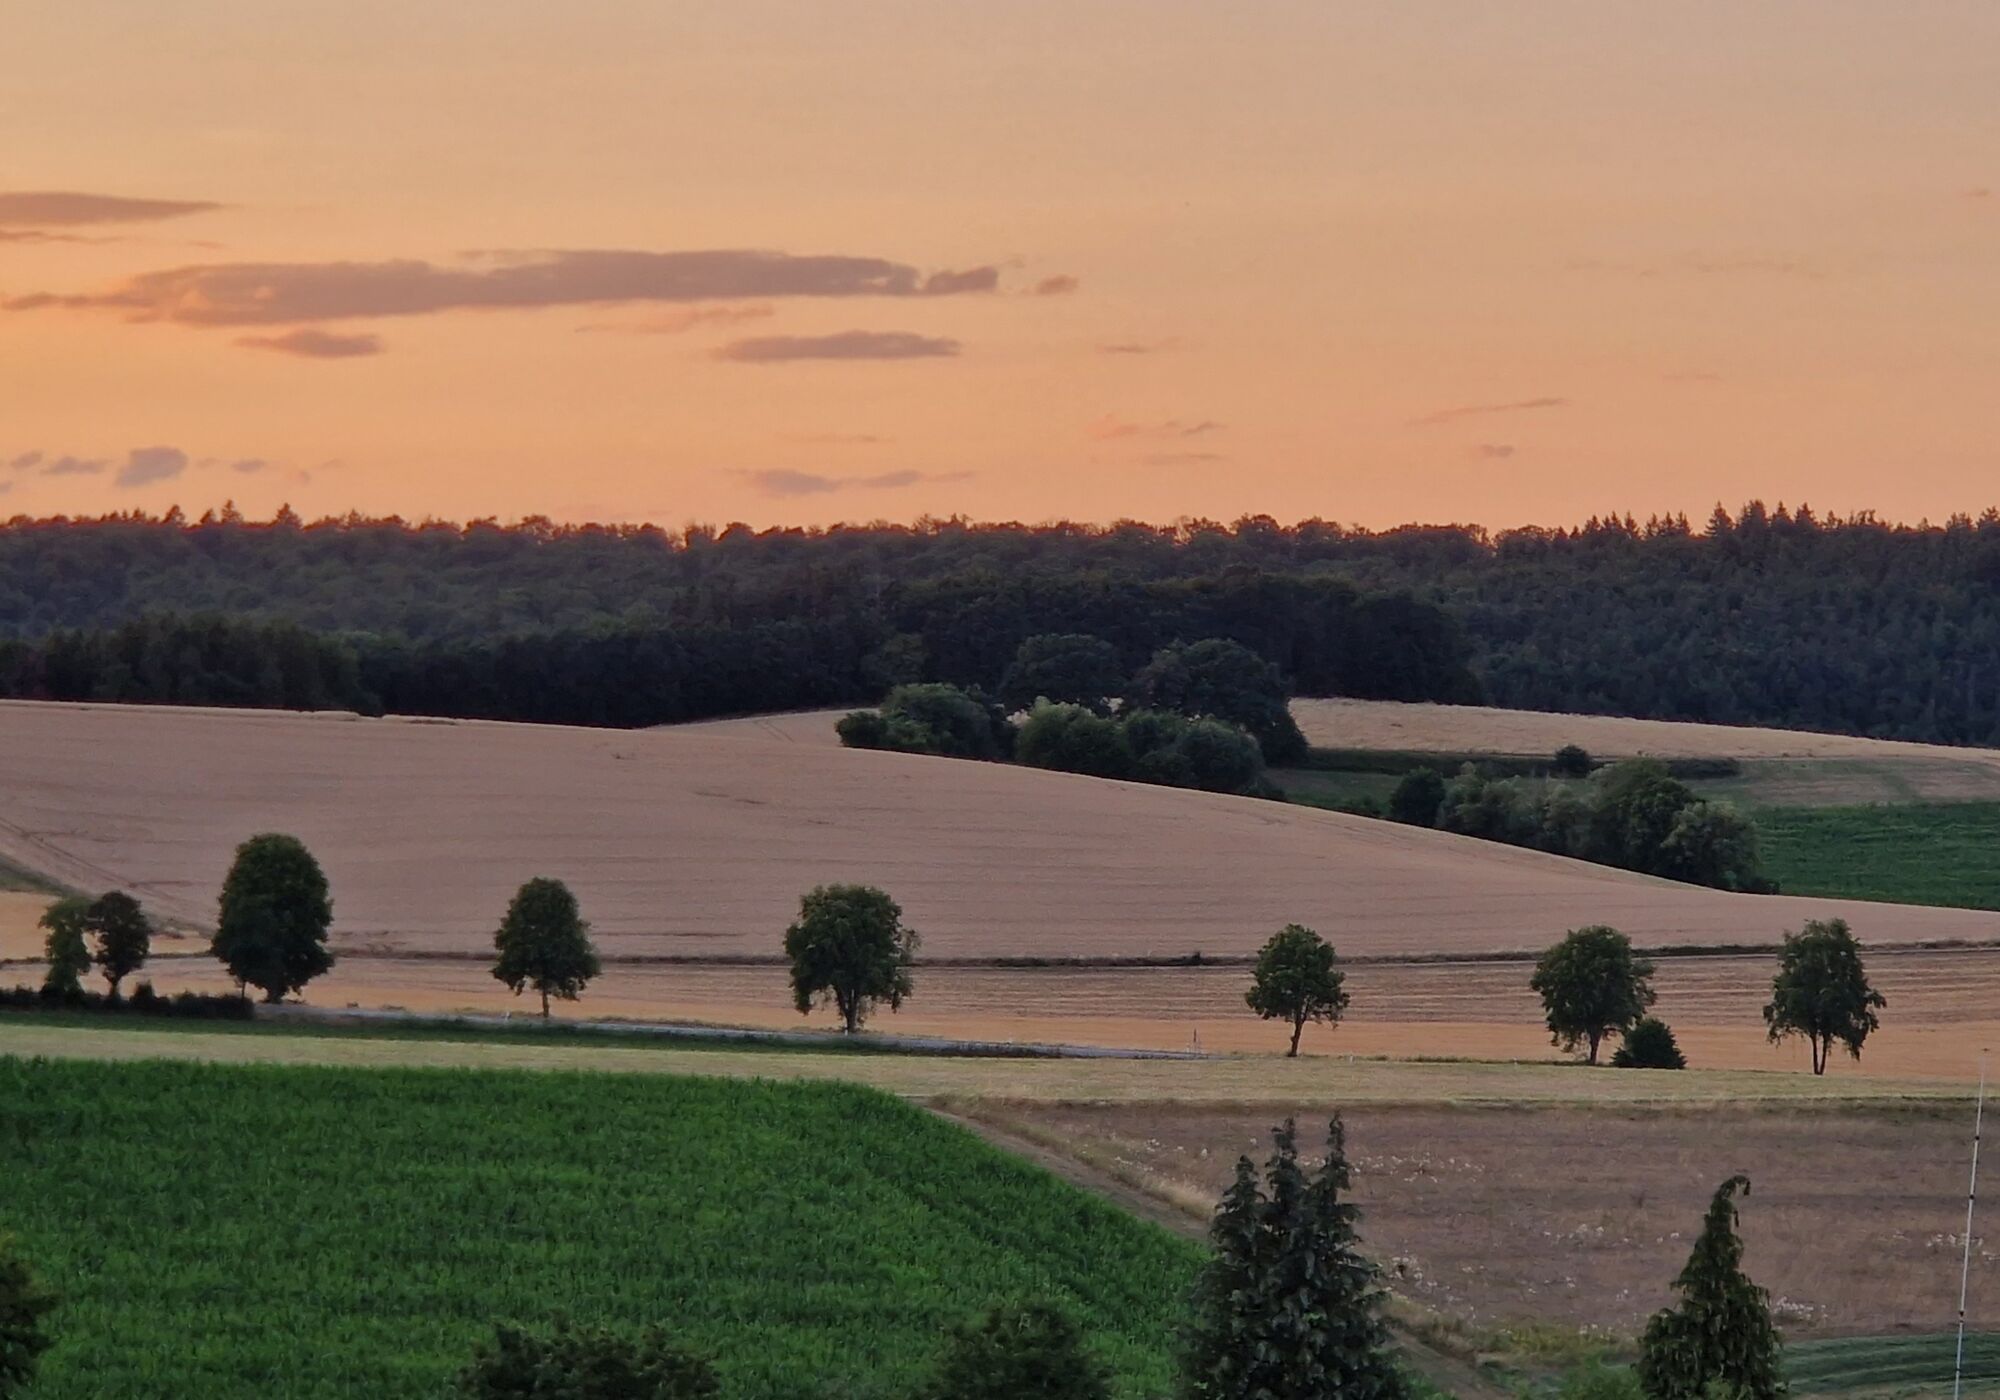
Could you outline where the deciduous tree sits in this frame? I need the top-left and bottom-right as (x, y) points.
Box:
(1245, 924), (1349, 1057)
(492, 878), (601, 1018)
(1635, 1176), (1784, 1400)
(1530, 925), (1657, 1065)
(37, 894), (92, 998)
(0, 1233), (55, 1398)
(86, 890), (150, 999)
(999, 633), (1125, 715)
(212, 833), (335, 1003)
(457, 1318), (719, 1399)
(920, 1302), (1111, 1400)
(784, 884), (918, 1034)
(1762, 918), (1885, 1075)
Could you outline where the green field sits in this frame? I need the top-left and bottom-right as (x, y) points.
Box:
(0, 1056), (1199, 1398)
(1756, 802), (2000, 911)
(1787, 1333), (2000, 1395)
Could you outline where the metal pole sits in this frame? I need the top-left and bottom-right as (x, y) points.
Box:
(1956, 1054), (1988, 1400)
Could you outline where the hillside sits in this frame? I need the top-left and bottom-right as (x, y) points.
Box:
(1, 699), (1994, 964)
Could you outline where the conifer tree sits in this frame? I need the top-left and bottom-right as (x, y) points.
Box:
(1636, 1176), (1785, 1400)
(1181, 1117), (1406, 1400)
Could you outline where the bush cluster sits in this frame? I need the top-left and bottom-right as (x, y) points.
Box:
(1390, 757), (1770, 892)
(1017, 703), (1272, 795)
(0, 983), (255, 1019)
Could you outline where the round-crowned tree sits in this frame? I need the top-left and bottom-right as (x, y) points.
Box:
(1529, 925), (1657, 1065)
(1762, 917), (1886, 1075)
(457, 1318), (719, 1399)
(919, 1302), (1112, 1400)
(37, 894), (92, 998)
(212, 833), (335, 1003)
(998, 633), (1125, 715)
(1387, 768), (1446, 826)
(492, 877), (601, 1018)
(1245, 924), (1349, 1057)
(85, 891), (151, 1000)
(784, 884), (918, 1034)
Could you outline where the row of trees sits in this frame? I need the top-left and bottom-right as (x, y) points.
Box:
(1389, 756), (1770, 893)
(36, 834), (334, 1005)
(1531, 920), (1887, 1074)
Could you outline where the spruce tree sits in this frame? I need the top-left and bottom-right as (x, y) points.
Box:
(1636, 1176), (1785, 1400)
(1181, 1117), (1406, 1400)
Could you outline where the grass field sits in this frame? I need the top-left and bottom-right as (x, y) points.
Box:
(0, 1056), (1201, 1398)
(1756, 802), (2000, 912)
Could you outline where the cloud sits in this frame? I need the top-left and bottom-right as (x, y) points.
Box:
(575, 304), (775, 334)
(0, 191), (221, 227)
(0, 228), (97, 244)
(41, 455), (108, 476)
(714, 330), (960, 363)
(1099, 338), (1180, 355)
(235, 327), (384, 358)
(1471, 443), (1516, 459)
(116, 445), (189, 487)
(230, 457), (270, 474)
(1410, 396), (1567, 427)
(1086, 415), (1222, 441)
(8, 451), (43, 471)
(5, 249), (1003, 326)
(1033, 275), (1080, 296)
(740, 468), (973, 497)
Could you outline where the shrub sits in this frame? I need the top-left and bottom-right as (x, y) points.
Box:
(919, 1302), (1112, 1400)
(834, 710), (890, 749)
(1611, 1017), (1687, 1069)
(456, 1317), (719, 1399)
(1552, 744), (1594, 778)
(0, 985), (254, 1019)
(1387, 768), (1445, 826)
(0, 1233), (56, 1398)
(1130, 638), (1307, 765)
(1017, 702), (1134, 779)
(1120, 708), (1190, 759)
(1556, 1362), (1644, 1400)
(880, 683), (1014, 759)
(1172, 718), (1266, 794)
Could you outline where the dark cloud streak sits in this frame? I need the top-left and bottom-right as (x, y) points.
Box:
(714, 330), (960, 363)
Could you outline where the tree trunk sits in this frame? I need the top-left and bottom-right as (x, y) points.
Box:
(540, 986), (550, 1019)
(1288, 1018), (1304, 1057)
(1813, 1037), (1828, 1076)
(1587, 1030), (1602, 1065)
(263, 986), (284, 1005)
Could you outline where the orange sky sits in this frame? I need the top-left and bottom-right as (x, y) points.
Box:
(2, 2), (1995, 529)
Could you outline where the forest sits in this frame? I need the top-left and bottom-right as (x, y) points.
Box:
(1, 502), (1998, 740)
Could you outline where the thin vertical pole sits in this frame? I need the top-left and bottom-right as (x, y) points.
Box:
(1956, 1054), (1988, 1400)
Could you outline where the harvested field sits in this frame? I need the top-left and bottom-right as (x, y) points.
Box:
(0, 1019), (1981, 1106)
(972, 1100), (2000, 1340)
(1292, 698), (2000, 766)
(2, 701), (1997, 967)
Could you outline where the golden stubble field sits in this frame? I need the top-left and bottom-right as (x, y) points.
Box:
(2, 700), (1996, 965)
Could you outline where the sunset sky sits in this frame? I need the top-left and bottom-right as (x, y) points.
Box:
(3, 2), (1995, 529)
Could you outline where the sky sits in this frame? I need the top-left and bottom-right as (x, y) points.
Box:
(1, 1), (1995, 529)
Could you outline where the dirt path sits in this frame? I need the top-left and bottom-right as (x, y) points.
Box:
(935, 1105), (1510, 1399)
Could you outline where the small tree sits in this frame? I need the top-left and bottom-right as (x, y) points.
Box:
(1762, 918), (1885, 1075)
(213, 833), (335, 1003)
(86, 891), (150, 999)
(1180, 1117), (1405, 1400)
(784, 884), (918, 1033)
(37, 895), (93, 998)
(1635, 1177), (1784, 1400)
(457, 1318), (719, 1399)
(1530, 925), (1657, 1065)
(492, 878), (601, 1018)
(1245, 924), (1349, 1057)
(1611, 1017), (1687, 1070)
(0, 1233), (56, 1398)
(920, 1302), (1112, 1400)
(1387, 767), (1446, 826)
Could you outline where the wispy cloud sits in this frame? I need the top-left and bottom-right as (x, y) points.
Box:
(1410, 397), (1567, 427)
(41, 455), (109, 476)
(1086, 415), (1222, 441)
(739, 468), (973, 497)
(231, 457), (270, 474)
(1140, 451), (1227, 466)
(4, 249), (1003, 327)
(714, 330), (960, 363)
(7, 451), (44, 471)
(576, 304), (774, 335)
(1098, 338), (1180, 356)
(1033, 274), (1080, 296)
(0, 191), (221, 227)
(116, 445), (189, 487)
(1471, 443), (1516, 459)
(236, 327), (384, 359)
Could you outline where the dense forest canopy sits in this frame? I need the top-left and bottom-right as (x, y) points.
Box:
(3, 502), (1999, 742)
